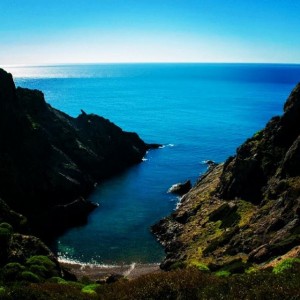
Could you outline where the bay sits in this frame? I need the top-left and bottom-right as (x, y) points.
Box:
(6, 63), (300, 264)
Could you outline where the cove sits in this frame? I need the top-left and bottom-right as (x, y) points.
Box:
(9, 63), (300, 264)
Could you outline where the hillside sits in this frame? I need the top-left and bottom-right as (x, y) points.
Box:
(0, 69), (299, 299)
(153, 83), (300, 273)
(0, 68), (155, 236)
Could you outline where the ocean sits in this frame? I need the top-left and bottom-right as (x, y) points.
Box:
(5, 63), (300, 265)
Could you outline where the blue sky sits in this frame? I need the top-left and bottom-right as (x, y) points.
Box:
(0, 0), (300, 64)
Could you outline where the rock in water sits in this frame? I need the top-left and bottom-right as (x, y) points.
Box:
(0, 68), (153, 236)
(168, 180), (192, 196)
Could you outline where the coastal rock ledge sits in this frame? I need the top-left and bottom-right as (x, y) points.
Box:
(0, 68), (156, 236)
(152, 83), (300, 272)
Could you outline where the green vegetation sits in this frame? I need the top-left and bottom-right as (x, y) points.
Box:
(48, 276), (67, 284)
(26, 255), (55, 269)
(216, 259), (249, 274)
(0, 223), (13, 243)
(29, 265), (49, 278)
(189, 261), (210, 272)
(0, 265), (299, 299)
(0, 286), (5, 296)
(1, 263), (25, 281)
(245, 266), (259, 274)
(25, 255), (58, 278)
(0, 223), (13, 232)
(215, 270), (231, 277)
(81, 284), (100, 295)
(273, 258), (300, 274)
(20, 271), (41, 283)
(253, 129), (263, 139)
(0, 255), (59, 285)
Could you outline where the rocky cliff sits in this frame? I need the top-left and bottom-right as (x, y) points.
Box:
(153, 83), (300, 272)
(0, 68), (155, 236)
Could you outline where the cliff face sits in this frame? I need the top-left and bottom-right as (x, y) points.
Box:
(153, 83), (300, 272)
(0, 68), (152, 235)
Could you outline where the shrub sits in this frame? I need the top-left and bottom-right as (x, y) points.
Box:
(21, 271), (41, 283)
(215, 270), (231, 277)
(81, 284), (99, 295)
(273, 258), (300, 274)
(2, 262), (25, 281)
(29, 264), (49, 278)
(10, 283), (89, 300)
(48, 276), (67, 284)
(50, 279), (84, 289)
(0, 286), (6, 296)
(1, 266), (300, 299)
(245, 266), (259, 274)
(190, 261), (210, 272)
(0, 223), (13, 232)
(0, 224), (13, 243)
(26, 255), (58, 278)
(26, 255), (55, 269)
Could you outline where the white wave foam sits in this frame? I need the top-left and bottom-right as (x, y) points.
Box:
(169, 197), (182, 209)
(58, 255), (117, 268)
(201, 160), (216, 165)
(159, 143), (175, 149)
(142, 157), (148, 161)
(58, 256), (160, 273)
(175, 202), (182, 210)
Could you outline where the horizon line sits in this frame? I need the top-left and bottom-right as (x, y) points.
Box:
(2, 61), (300, 68)
(0, 61), (300, 67)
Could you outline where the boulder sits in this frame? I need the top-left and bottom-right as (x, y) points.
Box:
(168, 180), (192, 196)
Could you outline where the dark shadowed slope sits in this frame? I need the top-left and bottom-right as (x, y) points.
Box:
(0, 68), (155, 236)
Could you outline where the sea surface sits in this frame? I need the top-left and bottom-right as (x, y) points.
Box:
(5, 63), (300, 265)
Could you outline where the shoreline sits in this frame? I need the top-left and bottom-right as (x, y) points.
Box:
(59, 260), (162, 281)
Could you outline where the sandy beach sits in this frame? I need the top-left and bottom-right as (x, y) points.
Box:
(60, 260), (162, 281)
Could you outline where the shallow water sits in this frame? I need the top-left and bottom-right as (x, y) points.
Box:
(7, 63), (300, 264)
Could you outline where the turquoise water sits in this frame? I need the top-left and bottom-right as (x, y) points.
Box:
(6, 63), (300, 264)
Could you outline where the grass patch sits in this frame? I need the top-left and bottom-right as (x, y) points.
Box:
(189, 261), (210, 272)
(215, 270), (231, 277)
(236, 200), (256, 227)
(81, 284), (99, 295)
(273, 258), (300, 274)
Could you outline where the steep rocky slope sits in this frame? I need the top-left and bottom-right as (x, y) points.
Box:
(153, 83), (300, 272)
(0, 68), (155, 235)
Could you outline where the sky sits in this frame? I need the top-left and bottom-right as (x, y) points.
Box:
(0, 0), (300, 64)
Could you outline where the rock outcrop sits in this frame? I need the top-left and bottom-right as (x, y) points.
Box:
(153, 83), (300, 272)
(0, 68), (154, 236)
(168, 180), (192, 196)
